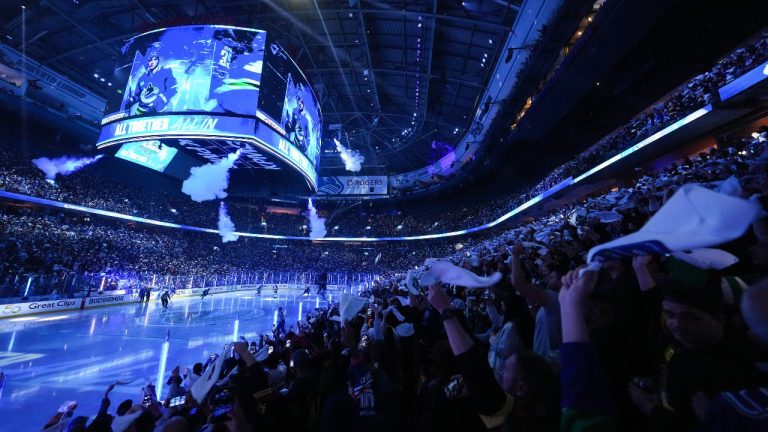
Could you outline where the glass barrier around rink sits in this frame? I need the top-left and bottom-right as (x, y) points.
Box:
(0, 270), (379, 305)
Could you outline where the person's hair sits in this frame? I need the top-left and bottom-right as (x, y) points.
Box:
(116, 399), (133, 416)
(742, 278), (768, 344)
(192, 362), (203, 375)
(517, 350), (558, 409)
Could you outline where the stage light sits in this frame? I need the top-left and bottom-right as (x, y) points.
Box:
(155, 332), (170, 399)
(24, 276), (32, 297)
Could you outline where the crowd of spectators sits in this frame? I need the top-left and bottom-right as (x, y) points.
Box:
(517, 31), (768, 200)
(1, 30), (767, 303)
(6, 29), (765, 241)
(1, 13), (767, 432)
(32, 123), (768, 431)
(0, 204), (455, 298)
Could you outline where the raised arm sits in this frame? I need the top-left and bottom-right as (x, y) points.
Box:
(632, 256), (657, 292)
(559, 267), (615, 431)
(508, 243), (550, 306)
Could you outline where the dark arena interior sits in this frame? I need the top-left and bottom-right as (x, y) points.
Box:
(1, 0), (768, 430)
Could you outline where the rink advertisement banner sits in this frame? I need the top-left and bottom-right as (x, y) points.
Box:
(316, 176), (388, 195)
(84, 295), (141, 307)
(0, 283), (350, 319)
(0, 299), (80, 317)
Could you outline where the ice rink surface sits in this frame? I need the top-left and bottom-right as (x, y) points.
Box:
(0, 289), (329, 430)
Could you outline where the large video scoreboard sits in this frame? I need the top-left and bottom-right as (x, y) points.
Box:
(96, 25), (322, 192)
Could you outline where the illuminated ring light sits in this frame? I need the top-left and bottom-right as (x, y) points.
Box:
(0, 104), (714, 242)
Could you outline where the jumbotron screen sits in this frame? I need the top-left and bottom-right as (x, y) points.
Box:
(96, 25), (322, 190)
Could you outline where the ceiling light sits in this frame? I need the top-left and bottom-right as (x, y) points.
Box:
(93, 73), (99, 78)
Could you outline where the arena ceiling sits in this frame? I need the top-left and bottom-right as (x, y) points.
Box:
(0, 0), (523, 174)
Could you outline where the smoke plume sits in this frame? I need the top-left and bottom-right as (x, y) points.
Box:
(307, 198), (327, 239)
(182, 150), (241, 202)
(334, 138), (364, 172)
(217, 201), (239, 243)
(32, 155), (104, 180)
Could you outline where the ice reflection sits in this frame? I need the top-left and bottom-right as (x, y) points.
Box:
(0, 290), (330, 430)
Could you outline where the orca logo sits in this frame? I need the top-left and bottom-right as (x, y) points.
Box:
(317, 177), (343, 195)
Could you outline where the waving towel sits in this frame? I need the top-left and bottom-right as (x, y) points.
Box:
(419, 261), (502, 288)
(670, 248), (739, 270)
(339, 293), (368, 322)
(588, 185), (761, 262)
(191, 343), (230, 403)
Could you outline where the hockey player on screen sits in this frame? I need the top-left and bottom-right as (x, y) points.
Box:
(126, 50), (178, 115)
(285, 93), (310, 153)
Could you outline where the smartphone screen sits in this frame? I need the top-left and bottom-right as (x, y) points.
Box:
(142, 394), (152, 408)
(169, 396), (186, 407)
(211, 389), (234, 419)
